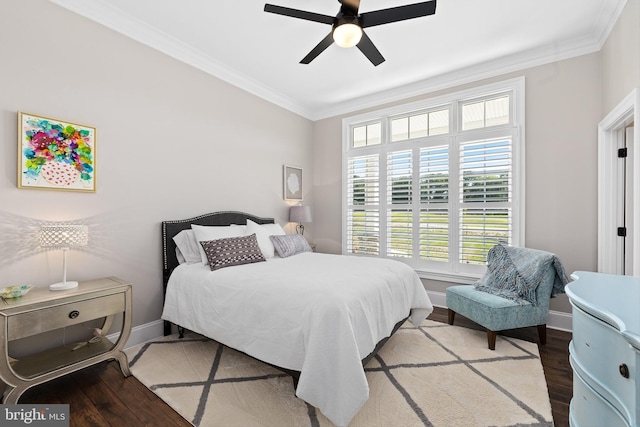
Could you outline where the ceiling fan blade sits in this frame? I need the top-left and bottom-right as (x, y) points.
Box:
(356, 32), (385, 66)
(300, 33), (335, 64)
(264, 4), (334, 25)
(360, 0), (436, 28)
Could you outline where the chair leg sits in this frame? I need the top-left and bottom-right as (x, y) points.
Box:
(447, 309), (456, 325)
(537, 324), (547, 345)
(487, 330), (497, 350)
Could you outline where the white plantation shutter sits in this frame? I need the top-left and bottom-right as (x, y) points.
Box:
(459, 138), (512, 264)
(347, 154), (380, 255)
(419, 146), (449, 262)
(343, 78), (523, 281)
(387, 150), (412, 204)
(347, 210), (380, 255)
(387, 150), (413, 258)
(420, 209), (449, 261)
(387, 209), (412, 257)
(460, 208), (511, 263)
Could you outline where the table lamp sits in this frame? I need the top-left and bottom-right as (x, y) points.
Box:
(289, 205), (312, 235)
(40, 225), (88, 291)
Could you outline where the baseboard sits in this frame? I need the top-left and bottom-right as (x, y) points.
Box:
(116, 293), (572, 349)
(427, 290), (573, 332)
(427, 290), (447, 308)
(547, 310), (572, 332)
(107, 319), (165, 350)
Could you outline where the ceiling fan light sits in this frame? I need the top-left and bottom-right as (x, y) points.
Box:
(333, 23), (362, 48)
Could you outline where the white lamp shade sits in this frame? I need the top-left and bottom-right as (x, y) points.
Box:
(333, 23), (363, 48)
(40, 225), (88, 291)
(40, 225), (88, 249)
(289, 206), (312, 223)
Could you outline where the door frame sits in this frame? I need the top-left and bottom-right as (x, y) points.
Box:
(598, 88), (640, 275)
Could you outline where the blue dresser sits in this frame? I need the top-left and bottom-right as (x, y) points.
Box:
(566, 271), (640, 427)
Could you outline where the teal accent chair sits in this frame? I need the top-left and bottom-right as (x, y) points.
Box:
(446, 266), (556, 350)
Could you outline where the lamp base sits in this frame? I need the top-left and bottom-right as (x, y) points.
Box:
(49, 281), (79, 291)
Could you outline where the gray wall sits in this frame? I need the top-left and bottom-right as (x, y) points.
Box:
(0, 0), (314, 330)
(601, 0), (640, 114)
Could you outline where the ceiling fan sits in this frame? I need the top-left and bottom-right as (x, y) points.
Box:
(264, 0), (437, 66)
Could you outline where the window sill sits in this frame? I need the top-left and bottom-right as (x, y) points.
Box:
(415, 269), (480, 285)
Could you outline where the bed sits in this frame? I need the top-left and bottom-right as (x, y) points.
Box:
(160, 211), (433, 426)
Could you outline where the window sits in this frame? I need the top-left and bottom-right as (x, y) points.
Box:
(352, 122), (381, 147)
(461, 95), (510, 130)
(390, 107), (449, 141)
(343, 78), (524, 282)
(346, 154), (380, 255)
(459, 138), (512, 265)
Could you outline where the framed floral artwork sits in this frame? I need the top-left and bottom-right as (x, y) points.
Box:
(18, 112), (96, 192)
(283, 165), (302, 201)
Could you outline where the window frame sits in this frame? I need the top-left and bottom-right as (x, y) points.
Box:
(342, 77), (525, 283)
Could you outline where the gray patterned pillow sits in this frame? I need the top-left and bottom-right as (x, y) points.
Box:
(269, 234), (312, 258)
(200, 233), (266, 271)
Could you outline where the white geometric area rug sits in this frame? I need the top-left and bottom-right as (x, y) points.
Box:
(125, 320), (553, 427)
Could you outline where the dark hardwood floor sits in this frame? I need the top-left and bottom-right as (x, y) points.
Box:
(19, 307), (572, 426)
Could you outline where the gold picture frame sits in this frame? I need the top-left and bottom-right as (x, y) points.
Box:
(18, 112), (96, 192)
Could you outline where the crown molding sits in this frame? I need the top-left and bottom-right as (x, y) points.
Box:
(314, 0), (626, 120)
(49, 0), (314, 119)
(593, 0), (629, 48)
(310, 34), (602, 120)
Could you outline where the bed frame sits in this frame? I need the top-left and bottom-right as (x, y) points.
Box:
(161, 211), (406, 385)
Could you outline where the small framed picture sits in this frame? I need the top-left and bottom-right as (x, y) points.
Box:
(283, 165), (303, 201)
(18, 112), (96, 192)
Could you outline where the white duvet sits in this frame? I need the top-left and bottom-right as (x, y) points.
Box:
(161, 252), (433, 426)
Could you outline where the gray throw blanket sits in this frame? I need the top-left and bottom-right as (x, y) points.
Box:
(474, 244), (570, 305)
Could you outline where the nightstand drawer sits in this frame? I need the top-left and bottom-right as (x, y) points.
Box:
(7, 293), (125, 341)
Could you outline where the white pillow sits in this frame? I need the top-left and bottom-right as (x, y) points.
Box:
(175, 248), (186, 264)
(191, 224), (246, 264)
(245, 219), (285, 259)
(173, 229), (202, 264)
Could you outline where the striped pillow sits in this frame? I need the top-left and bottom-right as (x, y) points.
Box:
(269, 234), (312, 258)
(200, 233), (265, 271)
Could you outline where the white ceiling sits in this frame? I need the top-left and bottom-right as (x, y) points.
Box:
(51, 0), (626, 120)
